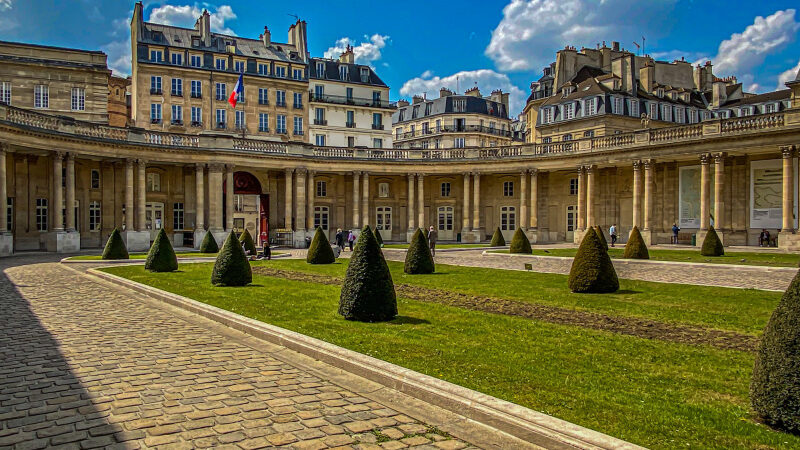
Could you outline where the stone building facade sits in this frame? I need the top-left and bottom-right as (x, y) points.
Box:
(108, 75), (131, 127)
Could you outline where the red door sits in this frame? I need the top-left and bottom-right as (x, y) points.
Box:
(259, 194), (269, 246)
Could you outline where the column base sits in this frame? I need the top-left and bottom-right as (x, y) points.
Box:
(573, 228), (591, 244)
(122, 231), (150, 252)
(525, 228), (542, 244)
(695, 230), (725, 248)
(641, 230), (655, 246)
(407, 229), (417, 243)
(193, 230), (207, 250)
(461, 229), (484, 244)
(46, 231), (81, 253)
(778, 231), (800, 251)
(0, 232), (13, 257)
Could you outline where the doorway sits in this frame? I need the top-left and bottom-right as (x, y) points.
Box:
(437, 206), (454, 240)
(566, 205), (577, 242)
(500, 206), (517, 241)
(375, 207), (392, 241)
(145, 202), (164, 241)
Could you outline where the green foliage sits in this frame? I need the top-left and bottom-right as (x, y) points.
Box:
(198, 231), (219, 253)
(101, 228), (129, 260)
(338, 226), (397, 321)
(751, 271), (800, 432)
(404, 228), (435, 274)
(490, 227), (506, 247)
(623, 226), (649, 259)
(240, 228), (257, 256)
(374, 227), (384, 246)
(509, 228), (532, 254)
(701, 226), (725, 256)
(594, 226), (608, 250)
(211, 230), (252, 286)
(568, 228), (619, 293)
(144, 228), (178, 272)
(307, 227), (336, 264)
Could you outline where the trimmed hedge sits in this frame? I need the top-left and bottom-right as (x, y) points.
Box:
(623, 226), (649, 259)
(509, 228), (532, 254)
(198, 231), (219, 253)
(307, 227), (336, 264)
(701, 226), (724, 256)
(240, 228), (257, 256)
(374, 227), (384, 246)
(404, 228), (435, 274)
(338, 226), (397, 322)
(101, 228), (129, 260)
(568, 228), (619, 293)
(751, 270), (800, 432)
(594, 226), (608, 251)
(211, 230), (252, 286)
(144, 228), (178, 272)
(490, 227), (506, 247)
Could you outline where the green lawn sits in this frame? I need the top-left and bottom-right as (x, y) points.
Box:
(491, 247), (800, 268)
(66, 252), (271, 261)
(382, 243), (491, 249)
(103, 260), (796, 449)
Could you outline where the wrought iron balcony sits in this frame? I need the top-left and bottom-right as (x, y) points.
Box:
(314, 119), (327, 126)
(309, 92), (396, 109)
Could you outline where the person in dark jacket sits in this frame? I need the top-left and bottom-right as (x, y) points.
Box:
(335, 228), (345, 252)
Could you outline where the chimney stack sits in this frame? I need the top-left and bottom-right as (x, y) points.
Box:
(439, 87), (452, 98)
(712, 80), (727, 108)
(397, 99), (410, 107)
(339, 45), (354, 64)
(612, 41), (620, 51)
(261, 26), (271, 47)
(195, 9), (211, 47)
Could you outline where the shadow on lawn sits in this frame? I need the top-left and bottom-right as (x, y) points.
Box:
(389, 315), (431, 325)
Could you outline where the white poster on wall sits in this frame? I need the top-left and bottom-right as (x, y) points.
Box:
(750, 159), (797, 230)
(678, 165), (713, 229)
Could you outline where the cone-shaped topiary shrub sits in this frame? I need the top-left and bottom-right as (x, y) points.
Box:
(101, 228), (129, 260)
(594, 226), (608, 251)
(568, 228), (619, 293)
(374, 227), (384, 246)
(509, 228), (532, 254)
(701, 226), (724, 256)
(339, 226), (397, 322)
(404, 228), (435, 274)
(307, 227), (336, 264)
(490, 227), (506, 247)
(623, 226), (649, 259)
(751, 270), (800, 432)
(211, 230), (252, 286)
(144, 228), (178, 272)
(198, 231), (219, 253)
(240, 228), (257, 256)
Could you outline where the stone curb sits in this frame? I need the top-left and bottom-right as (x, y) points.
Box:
(382, 246), (506, 253)
(60, 253), (290, 264)
(83, 266), (644, 450)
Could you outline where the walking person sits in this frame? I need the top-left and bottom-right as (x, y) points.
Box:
(609, 224), (617, 247)
(428, 225), (438, 257)
(671, 223), (680, 244)
(347, 230), (355, 251)
(335, 228), (345, 252)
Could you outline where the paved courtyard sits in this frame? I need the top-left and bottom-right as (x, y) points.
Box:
(0, 255), (492, 450)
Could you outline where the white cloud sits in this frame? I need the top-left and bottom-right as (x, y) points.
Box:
(400, 69), (527, 115)
(323, 34), (390, 64)
(0, 0), (11, 11)
(485, 0), (676, 72)
(0, 0), (15, 30)
(103, 39), (131, 76)
(777, 60), (800, 89)
(148, 4), (237, 35)
(713, 9), (799, 76)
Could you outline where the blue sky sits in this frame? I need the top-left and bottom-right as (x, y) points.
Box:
(1, 0), (799, 116)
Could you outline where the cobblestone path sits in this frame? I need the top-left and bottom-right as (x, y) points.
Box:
(0, 255), (482, 449)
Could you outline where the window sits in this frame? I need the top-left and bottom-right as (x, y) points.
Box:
(584, 130), (594, 138)
(34, 85), (49, 108)
(562, 133), (572, 141)
(656, 88), (664, 98)
(315, 134), (326, 146)
(71, 88), (85, 111)
(314, 206), (329, 230)
(569, 178), (578, 195)
(234, 61), (245, 73)
(215, 58), (226, 70)
(740, 107), (752, 117)
(258, 113), (269, 132)
(190, 55), (202, 67)
(542, 136), (552, 144)
(293, 69), (303, 80)
(339, 65), (348, 80)
(275, 66), (286, 78)
(276, 115), (286, 133)
(190, 80), (202, 98)
(346, 110), (355, 127)
(314, 85), (324, 99)
(150, 49), (162, 62)
(612, 97), (623, 115)
(173, 202), (184, 230)
(89, 201), (101, 231)
(500, 206), (516, 231)
(171, 78), (182, 96)
(258, 88), (269, 105)
(372, 113), (383, 129)
(146, 173), (161, 192)
(215, 83), (226, 100)
(276, 90), (286, 107)
(441, 182), (451, 197)
(293, 92), (303, 109)
(346, 87), (353, 101)
(360, 67), (370, 82)
(7, 197), (13, 231)
(235, 110), (245, 130)
(765, 103), (776, 114)
(36, 198), (47, 231)
(717, 110), (729, 119)
(453, 99), (466, 112)
(314, 108), (325, 124)
(563, 103), (575, 120)
(191, 106), (202, 125)
(150, 103), (162, 123)
(216, 109), (226, 128)
(412, 105), (419, 119)
(689, 109), (698, 124)
(315, 181), (327, 197)
(293, 116), (303, 135)
(91, 170), (100, 189)
(454, 137), (465, 148)
(171, 53), (182, 65)
(503, 181), (514, 197)
(395, 127), (403, 139)
(347, 136), (355, 147)
(316, 62), (325, 78)
(542, 107), (553, 123)
(648, 102), (657, 119)
(661, 104), (672, 121)
(0, 82), (10, 104)
(373, 138), (383, 148)
(171, 105), (182, 124)
(584, 97), (596, 115)
(150, 76), (162, 94)
(675, 106), (685, 123)
(258, 63), (269, 75)
(629, 99), (639, 117)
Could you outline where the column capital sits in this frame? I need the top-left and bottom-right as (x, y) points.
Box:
(699, 153), (712, 165)
(65, 152), (75, 162)
(225, 163), (235, 172)
(462, 172), (470, 179)
(362, 171), (369, 178)
(137, 158), (147, 168)
(529, 168), (538, 176)
(195, 162), (205, 171)
(642, 159), (654, 169)
(208, 163), (225, 172)
(307, 169), (316, 177)
(576, 165), (585, 174)
(53, 150), (66, 159)
(632, 160), (642, 170)
(295, 167), (307, 175)
(352, 170), (361, 177)
(713, 152), (727, 164)
(125, 158), (136, 166)
(0, 142), (8, 153)
(583, 164), (597, 173)
(781, 145), (796, 159)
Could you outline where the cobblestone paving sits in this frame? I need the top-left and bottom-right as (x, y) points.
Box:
(0, 255), (476, 450)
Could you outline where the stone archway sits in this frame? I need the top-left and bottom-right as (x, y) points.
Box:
(223, 171), (268, 246)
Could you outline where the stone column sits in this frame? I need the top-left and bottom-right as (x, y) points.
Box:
(632, 161), (642, 229)
(65, 154), (75, 232)
(714, 153), (726, 231)
(296, 168), (307, 231)
(352, 171), (360, 228)
(576, 166), (586, 231)
(361, 172), (369, 227)
(472, 173), (481, 230)
(520, 171), (528, 231)
(208, 164), (224, 231)
(284, 168), (294, 230)
(125, 159), (134, 231)
(52, 152), (64, 231)
(407, 174), (415, 230)
(585, 165), (596, 228)
(700, 154), (711, 230)
(461, 173), (470, 232)
(782, 147), (795, 232)
(225, 165), (234, 231)
(195, 164), (204, 231)
(136, 160), (146, 232)
(417, 173), (425, 229)
(0, 147), (7, 233)
(643, 160), (653, 231)
(530, 169), (538, 229)
(307, 170), (315, 230)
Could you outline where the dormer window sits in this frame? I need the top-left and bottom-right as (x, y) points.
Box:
(192, 38), (200, 47)
(453, 99), (466, 112)
(339, 65), (348, 80)
(584, 97), (596, 115)
(740, 107), (752, 117)
(682, 93), (690, 102)
(765, 103), (777, 114)
(542, 107), (553, 124)
(656, 88), (664, 98)
(670, 92), (676, 100)
(563, 102), (575, 120)
(360, 67), (369, 83)
(316, 62), (325, 78)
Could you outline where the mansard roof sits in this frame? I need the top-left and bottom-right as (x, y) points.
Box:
(722, 89), (791, 107)
(308, 57), (387, 87)
(392, 95), (509, 124)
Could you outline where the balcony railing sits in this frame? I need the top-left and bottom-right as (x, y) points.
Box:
(346, 122), (356, 128)
(372, 124), (384, 130)
(309, 92), (396, 109)
(150, 88), (162, 95)
(314, 119), (327, 126)
(190, 92), (202, 99)
(171, 90), (183, 97)
(397, 124), (514, 139)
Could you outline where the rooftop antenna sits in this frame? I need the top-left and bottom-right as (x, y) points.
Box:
(457, 76), (459, 94)
(287, 13), (299, 21)
(642, 36), (646, 57)
(633, 41), (640, 56)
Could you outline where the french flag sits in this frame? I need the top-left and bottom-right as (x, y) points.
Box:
(228, 72), (243, 108)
